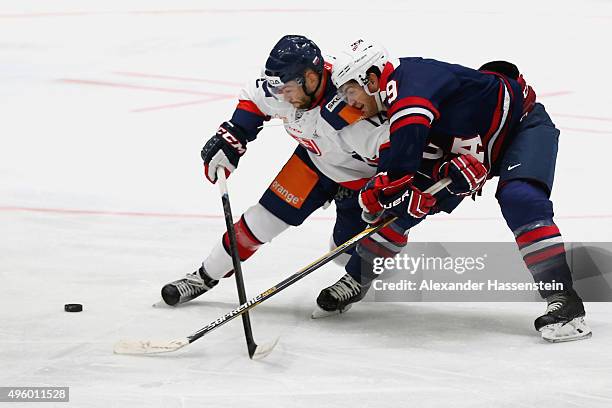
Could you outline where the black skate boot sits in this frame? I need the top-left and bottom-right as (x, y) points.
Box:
(161, 266), (219, 306)
(312, 274), (369, 318)
(534, 288), (592, 342)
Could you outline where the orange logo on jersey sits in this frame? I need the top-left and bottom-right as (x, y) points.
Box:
(269, 155), (319, 209)
(338, 105), (362, 124)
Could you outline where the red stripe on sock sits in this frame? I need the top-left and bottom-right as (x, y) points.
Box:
(223, 217), (263, 261)
(377, 225), (408, 245)
(516, 225), (560, 245)
(361, 237), (396, 259)
(523, 244), (566, 267)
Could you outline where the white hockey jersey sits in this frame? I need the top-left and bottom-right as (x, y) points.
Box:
(228, 67), (389, 190)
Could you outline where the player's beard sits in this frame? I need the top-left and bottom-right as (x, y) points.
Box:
(291, 94), (313, 110)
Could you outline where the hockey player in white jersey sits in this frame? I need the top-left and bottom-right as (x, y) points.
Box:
(160, 35), (396, 306)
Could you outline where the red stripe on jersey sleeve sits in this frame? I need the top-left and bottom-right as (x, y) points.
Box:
(236, 100), (266, 117)
(379, 141), (391, 151)
(388, 97), (440, 119)
(390, 115), (431, 133)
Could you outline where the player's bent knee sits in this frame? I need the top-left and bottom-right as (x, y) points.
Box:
(243, 203), (290, 243)
(496, 180), (554, 231)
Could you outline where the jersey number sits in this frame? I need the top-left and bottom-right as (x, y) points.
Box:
(386, 80), (398, 104)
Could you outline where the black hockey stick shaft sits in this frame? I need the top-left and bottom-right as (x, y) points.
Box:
(216, 168), (258, 358)
(185, 177), (452, 346)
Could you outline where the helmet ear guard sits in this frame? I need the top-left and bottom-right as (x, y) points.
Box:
(362, 66), (383, 96)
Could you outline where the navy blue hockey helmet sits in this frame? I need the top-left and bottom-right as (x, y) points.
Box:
(264, 35), (324, 96)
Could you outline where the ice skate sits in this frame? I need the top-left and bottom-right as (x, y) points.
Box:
(534, 288), (592, 343)
(161, 266), (219, 306)
(312, 274), (369, 319)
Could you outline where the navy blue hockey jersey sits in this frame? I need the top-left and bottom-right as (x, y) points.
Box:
(378, 57), (528, 178)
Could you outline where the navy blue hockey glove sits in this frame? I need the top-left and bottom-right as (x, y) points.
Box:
(359, 172), (437, 223)
(201, 121), (247, 184)
(434, 154), (488, 196)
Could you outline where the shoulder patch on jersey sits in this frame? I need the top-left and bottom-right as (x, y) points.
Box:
(319, 97), (362, 130)
(325, 94), (343, 112)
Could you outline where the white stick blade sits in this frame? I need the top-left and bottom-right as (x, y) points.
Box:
(113, 338), (189, 355)
(251, 337), (280, 360)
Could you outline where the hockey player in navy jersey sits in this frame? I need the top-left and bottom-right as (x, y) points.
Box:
(160, 35), (406, 308)
(315, 38), (590, 342)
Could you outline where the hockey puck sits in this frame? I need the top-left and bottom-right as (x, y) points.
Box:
(64, 304), (83, 312)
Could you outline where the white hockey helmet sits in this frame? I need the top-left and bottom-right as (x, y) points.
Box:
(331, 38), (388, 94)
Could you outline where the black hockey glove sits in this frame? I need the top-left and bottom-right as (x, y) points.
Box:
(201, 121), (247, 183)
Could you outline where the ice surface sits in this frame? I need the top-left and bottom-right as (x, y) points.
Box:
(2, 1), (612, 407)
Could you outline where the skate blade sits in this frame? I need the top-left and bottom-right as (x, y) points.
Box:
(311, 304), (352, 319)
(540, 317), (592, 343)
(152, 301), (173, 308)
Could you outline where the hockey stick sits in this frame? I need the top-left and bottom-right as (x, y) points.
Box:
(215, 168), (277, 359)
(113, 178), (451, 355)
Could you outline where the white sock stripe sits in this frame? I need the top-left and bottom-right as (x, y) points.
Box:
(243, 204), (290, 243)
(370, 233), (406, 249)
(520, 237), (565, 257)
(370, 232), (391, 243)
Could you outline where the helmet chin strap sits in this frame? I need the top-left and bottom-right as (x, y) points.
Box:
(363, 84), (385, 113)
(374, 92), (385, 112)
(303, 73), (322, 102)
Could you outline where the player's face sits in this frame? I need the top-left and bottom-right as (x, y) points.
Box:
(339, 81), (379, 118)
(267, 70), (320, 109)
(268, 80), (311, 109)
(279, 81), (312, 109)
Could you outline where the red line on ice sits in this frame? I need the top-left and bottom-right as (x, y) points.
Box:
(113, 72), (243, 87)
(0, 206), (223, 219)
(560, 127), (612, 135)
(2, 206), (612, 222)
(553, 113), (612, 123)
(538, 91), (573, 98)
(131, 96), (234, 113)
(58, 78), (235, 98)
